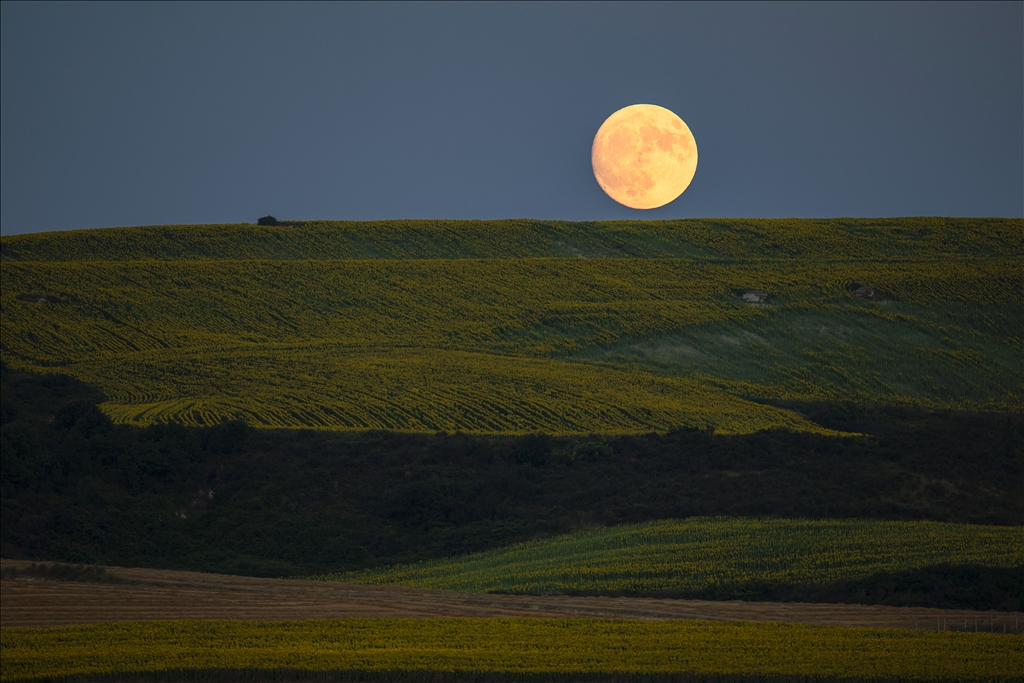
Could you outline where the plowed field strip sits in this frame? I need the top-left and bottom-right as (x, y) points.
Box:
(1, 561), (1017, 631)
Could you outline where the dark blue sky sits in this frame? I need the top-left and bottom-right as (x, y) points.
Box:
(2, 2), (1021, 235)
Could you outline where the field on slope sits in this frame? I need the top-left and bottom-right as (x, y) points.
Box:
(2, 218), (1021, 434)
(324, 517), (1024, 597)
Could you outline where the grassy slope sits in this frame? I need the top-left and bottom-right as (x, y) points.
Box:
(324, 517), (1024, 596)
(1, 218), (1021, 434)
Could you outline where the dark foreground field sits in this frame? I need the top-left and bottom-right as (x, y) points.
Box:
(2, 559), (1020, 633)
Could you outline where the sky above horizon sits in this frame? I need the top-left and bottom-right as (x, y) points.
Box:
(1, 2), (1021, 236)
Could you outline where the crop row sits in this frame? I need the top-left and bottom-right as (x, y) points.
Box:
(2, 618), (1021, 681)
(324, 517), (1024, 594)
(80, 348), (828, 435)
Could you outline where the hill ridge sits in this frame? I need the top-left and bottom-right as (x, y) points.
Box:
(3, 217), (1021, 262)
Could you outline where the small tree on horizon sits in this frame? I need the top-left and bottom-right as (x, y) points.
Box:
(257, 215), (278, 226)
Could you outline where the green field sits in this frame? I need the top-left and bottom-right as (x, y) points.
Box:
(2, 619), (1021, 681)
(322, 517), (1024, 596)
(2, 216), (1023, 683)
(2, 218), (1021, 434)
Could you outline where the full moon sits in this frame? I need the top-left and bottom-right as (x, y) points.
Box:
(591, 104), (698, 210)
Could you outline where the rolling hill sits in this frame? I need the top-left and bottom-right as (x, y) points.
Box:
(2, 218), (1021, 435)
(2, 217), (1022, 599)
(2, 362), (1021, 580)
(323, 517), (1023, 609)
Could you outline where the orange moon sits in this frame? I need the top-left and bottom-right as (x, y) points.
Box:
(591, 104), (698, 209)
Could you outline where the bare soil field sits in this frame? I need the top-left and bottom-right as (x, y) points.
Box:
(1, 559), (1019, 632)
